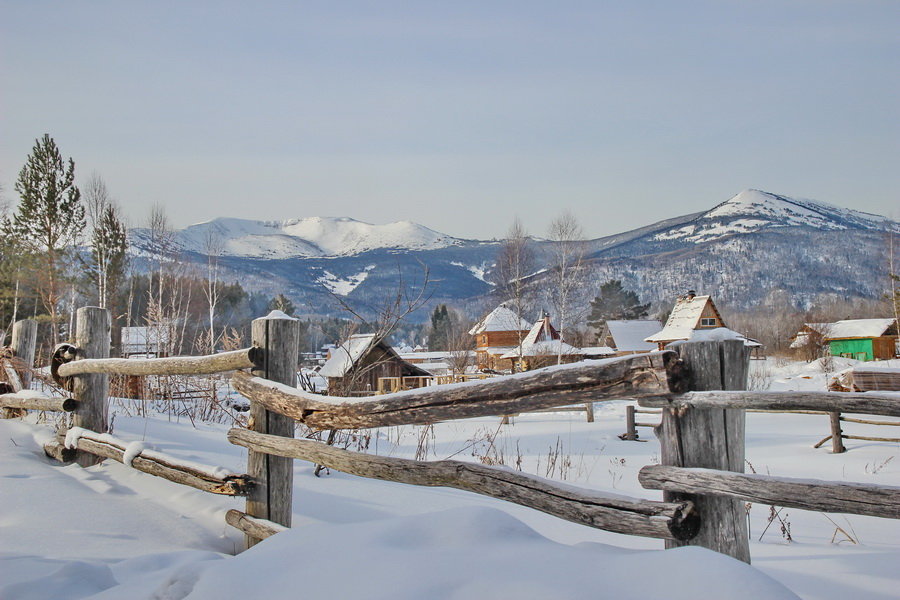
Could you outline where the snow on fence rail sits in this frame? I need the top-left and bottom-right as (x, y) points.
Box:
(9, 309), (900, 567)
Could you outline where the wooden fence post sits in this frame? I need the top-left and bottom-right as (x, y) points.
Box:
(623, 405), (637, 440)
(584, 402), (595, 423)
(72, 307), (111, 467)
(656, 339), (751, 563)
(245, 311), (300, 549)
(829, 412), (846, 454)
(2, 319), (37, 418)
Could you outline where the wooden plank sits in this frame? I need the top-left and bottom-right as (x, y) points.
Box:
(656, 340), (751, 563)
(245, 313), (300, 549)
(10, 319), (37, 388)
(59, 430), (251, 495)
(639, 465), (900, 520)
(225, 509), (287, 541)
(640, 390), (900, 418)
(231, 351), (675, 431)
(72, 307), (111, 467)
(228, 428), (699, 541)
(0, 393), (77, 412)
(57, 347), (259, 377)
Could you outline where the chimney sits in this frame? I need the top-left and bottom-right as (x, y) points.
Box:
(686, 290), (696, 300)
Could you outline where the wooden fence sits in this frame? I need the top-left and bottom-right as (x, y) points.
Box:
(4, 308), (900, 565)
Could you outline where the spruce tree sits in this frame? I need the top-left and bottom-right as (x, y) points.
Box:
(429, 304), (452, 350)
(7, 134), (85, 343)
(587, 280), (649, 330)
(267, 293), (296, 316)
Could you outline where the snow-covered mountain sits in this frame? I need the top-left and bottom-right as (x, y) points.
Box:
(649, 189), (893, 244)
(127, 190), (898, 318)
(129, 216), (461, 259)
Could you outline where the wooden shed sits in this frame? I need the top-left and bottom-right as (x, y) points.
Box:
(320, 334), (431, 396)
(822, 319), (898, 361)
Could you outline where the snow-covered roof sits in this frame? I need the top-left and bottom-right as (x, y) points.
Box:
(500, 340), (581, 359)
(605, 320), (663, 352)
(521, 316), (559, 347)
(469, 305), (531, 335)
(669, 327), (762, 348)
(645, 295), (718, 343)
(319, 334), (378, 378)
(580, 346), (617, 356)
(823, 319), (897, 340)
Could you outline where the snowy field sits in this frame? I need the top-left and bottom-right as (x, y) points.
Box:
(1, 358), (899, 599)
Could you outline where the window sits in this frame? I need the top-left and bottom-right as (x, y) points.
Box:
(700, 317), (717, 327)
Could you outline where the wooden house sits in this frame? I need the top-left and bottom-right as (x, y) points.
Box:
(644, 292), (727, 349)
(821, 319), (898, 361)
(789, 323), (831, 361)
(469, 304), (532, 371)
(319, 333), (430, 396)
(500, 313), (582, 371)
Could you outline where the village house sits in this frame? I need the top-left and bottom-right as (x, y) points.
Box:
(319, 333), (430, 396)
(645, 291), (761, 353)
(596, 319), (663, 356)
(500, 312), (582, 371)
(791, 319), (900, 361)
(469, 303), (532, 371)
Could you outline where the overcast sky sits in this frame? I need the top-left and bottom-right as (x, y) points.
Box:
(2, 1), (898, 239)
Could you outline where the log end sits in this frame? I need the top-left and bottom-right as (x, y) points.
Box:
(61, 398), (78, 412)
(667, 500), (700, 541)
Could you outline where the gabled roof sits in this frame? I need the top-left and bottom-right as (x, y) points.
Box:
(321, 333), (431, 379)
(824, 319), (897, 340)
(521, 316), (559, 347)
(469, 305), (531, 335)
(319, 334), (378, 378)
(606, 320), (662, 352)
(645, 294), (723, 343)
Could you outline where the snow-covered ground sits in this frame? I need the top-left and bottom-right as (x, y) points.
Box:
(2, 357), (898, 599)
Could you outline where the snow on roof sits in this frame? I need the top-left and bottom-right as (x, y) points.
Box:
(500, 339), (580, 359)
(319, 334), (378, 378)
(823, 319), (897, 340)
(469, 305), (531, 335)
(520, 316), (559, 347)
(669, 327), (761, 347)
(645, 295), (715, 343)
(580, 346), (617, 356)
(606, 320), (662, 352)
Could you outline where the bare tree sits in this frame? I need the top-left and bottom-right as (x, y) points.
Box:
(493, 218), (535, 370)
(547, 211), (585, 364)
(202, 228), (224, 354)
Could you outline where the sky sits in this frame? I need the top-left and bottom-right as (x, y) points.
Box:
(1, 1), (898, 240)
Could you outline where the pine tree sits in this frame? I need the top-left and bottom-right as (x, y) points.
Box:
(268, 293), (296, 316)
(429, 304), (452, 350)
(7, 134), (85, 343)
(587, 280), (649, 330)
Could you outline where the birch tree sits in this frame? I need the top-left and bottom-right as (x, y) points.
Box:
(493, 218), (534, 368)
(547, 211), (585, 364)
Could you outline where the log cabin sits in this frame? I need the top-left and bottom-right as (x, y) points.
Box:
(320, 334), (430, 396)
(644, 292), (727, 350)
(469, 303), (532, 371)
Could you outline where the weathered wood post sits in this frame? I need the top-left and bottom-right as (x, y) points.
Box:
(246, 311), (300, 548)
(2, 319), (37, 418)
(656, 339), (751, 563)
(622, 405), (638, 440)
(584, 402), (595, 423)
(72, 307), (111, 467)
(11, 319), (37, 388)
(829, 412), (846, 453)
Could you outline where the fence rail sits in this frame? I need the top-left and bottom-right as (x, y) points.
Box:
(0, 392), (76, 413)
(227, 428), (698, 541)
(7, 310), (900, 570)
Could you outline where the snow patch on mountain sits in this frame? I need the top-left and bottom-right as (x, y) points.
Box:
(280, 217), (456, 256)
(316, 266), (376, 296)
(451, 261), (492, 284)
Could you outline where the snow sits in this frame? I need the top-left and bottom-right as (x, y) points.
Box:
(123, 441), (147, 467)
(605, 320), (663, 352)
(129, 216), (459, 259)
(319, 333), (396, 379)
(823, 319), (896, 340)
(315, 265), (375, 296)
(261, 309), (296, 321)
(4, 357), (900, 599)
(645, 294), (711, 343)
(469, 304), (531, 335)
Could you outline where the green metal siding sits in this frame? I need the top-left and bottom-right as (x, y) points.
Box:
(829, 339), (874, 361)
